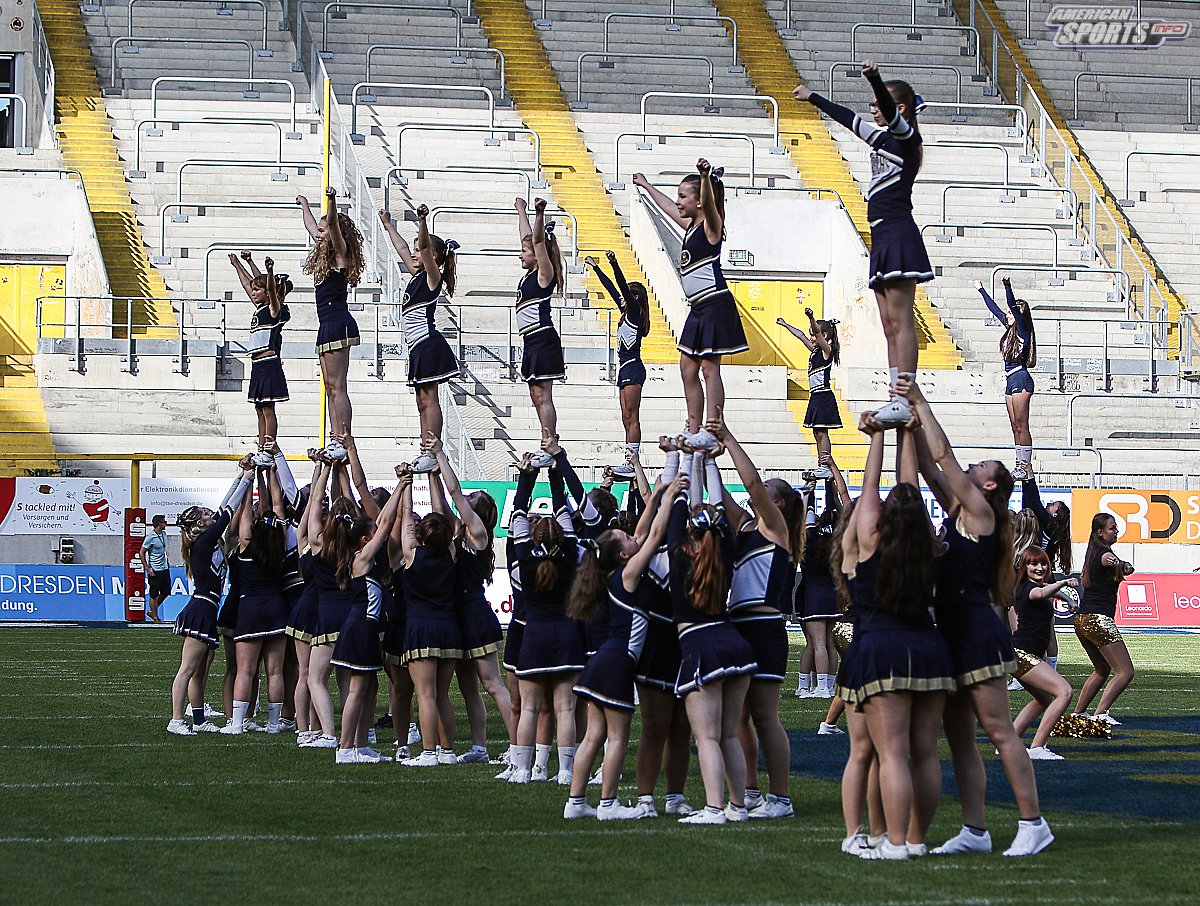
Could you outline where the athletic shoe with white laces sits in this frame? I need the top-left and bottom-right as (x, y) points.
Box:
(1094, 711), (1122, 727)
(794, 687), (813, 699)
(632, 800), (659, 819)
(1003, 819), (1055, 857)
(265, 723), (282, 735)
(203, 703), (224, 719)
(491, 749), (510, 766)
(219, 721), (244, 736)
(437, 747), (457, 765)
(1028, 746), (1065, 761)
(724, 803), (749, 822)
(278, 718), (296, 732)
(494, 763), (514, 781)
(192, 721), (221, 734)
(507, 767), (531, 784)
(296, 730), (318, 746)
(861, 841), (909, 861)
(563, 800), (597, 820)
(402, 750), (439, 767)
(242, 720), (266, 733)
(1010, 461), (1031, 482)
(530, 764), (550, 782)
(457, 746), (490, 764)
(411, 453), (438, 475)
(841, 833), (873, 857)
(555, 770), (573, 786)
(608, 463), (635, 481)
(335, 748), (360, 765)
(809, 466), (833, 480)
(395, 745), (410, 761)
(166, 718), (196, 736)
(748, 794), (794, 819)
(367, 728), (377, 745)
(664, 798), (695, 817)
(817, 722), (846, 736)
(324, 441), (348, 462)
(872, 396), (914, 428)
(587, 768), (604, 786)
(907, 843), (929, 857)
(407, 723), (422, 746)
(687, 428), (720, 452)
(932, 827), (993, 855)
(528, 451), (554, 470)
(1007, 678), (1023, 691)
(679, 807), (726, 826)
(252, 451), (274, 469)
(597, 801), (644, 821)
(358, 747), (391, 763)
(301, 733), (338, 749)
(744, 790), (764, 812)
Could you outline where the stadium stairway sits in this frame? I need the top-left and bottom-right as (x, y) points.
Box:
(39, 0), (173, 335)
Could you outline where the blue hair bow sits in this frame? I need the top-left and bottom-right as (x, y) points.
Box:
(709, 166), (725, 183)
(913, 94), (927, 113)
(579, 537), (600, 555)
(444, 239), (461, 253)
(689, 509), (725, 532)
(336, 513), (355, 525)
(544, 220), (556, 237)
(531, 542), (560, 560)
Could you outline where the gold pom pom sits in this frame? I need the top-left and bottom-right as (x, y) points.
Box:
(1051, 713), (1112, 739)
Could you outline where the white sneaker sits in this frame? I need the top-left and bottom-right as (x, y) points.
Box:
(907, 843), (929, 857)
(494, 764), (515, 781)
(367, 728), (377, 745)
(264, 722), (282, 735)
(817, 722), (846, 736)
(724, 803), (749, 823)
(872, 396), (914, 428)
(1010, 461), (1030, 482)
(407, 723), (422, 746)
(491, 749), (510, 766)
(402, 750), (439, 767)
(324, 441), (348, 462)
(242, 720), (266, 733)
(1004, 819), (1055, 857)
(1094, 711), (1122, 727)
(861, 841), (909, 861)
(597, 801), (644, 821)
(203, 703), (224, 719)
(278, 718), (296, 732)
(810, 466), (833, 480)
(507, 767), (531, 784)
(296, 730), (318, 746)
(252, 451), (275, 469)
(679, 807), (726, 826)
(555, 770), (573, 786)
(633, 800), (659, 819)
(608, 463), (635, 481)
(436, 747), (457, 765)
(563, 799), (597, 820)
(528, 451), (554, 470)
(1028, 745), (1065, 761)
(458, 746), (490, 764)
(664, 797), (695, 816)
(841, 833), (873, 857)
(192, 720), (221, 734)
(530, 764), (549, 782)
(301, 733), (338, 749)
(748, 794), (794, 819)
(795, 687), (814, 699)
(395, 745), (410, 760)
(933, 827), (992, 855)
(219, 721), (244, 736)
(688, 428), (720, 452)
(411, 453), (438, 474)
(744, 790), (765, 812)
(587, 768), (603, 786)
(166, 718), (196, 736)
(1007, 678), (1023, 691)
(335, 748), (361, 764)
(814, 687), (835, 700)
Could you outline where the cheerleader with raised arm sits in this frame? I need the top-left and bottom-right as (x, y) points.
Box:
(380, 205), (461, 468)
(230, 254), (294, 448)
(167, 461), (253, 735)
(286, 452), (324, 746)
(777, 299), (843, 462)
(794, 62), (931, 426)
(899, 376), (1054, 857)
(975, 276), (1037, 481)
(633, 159), (748, 452)
(585, 250), (651, 478)
(1073, 513), (1136, 726)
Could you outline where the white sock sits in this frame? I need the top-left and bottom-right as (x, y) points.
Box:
(1048, 656), (1058, 672)
(511, 745), (533, 772)
(889, 366), (899, 388)
(231, 700), (249, 728)
(638, 794), (654, 806)
(818, 673), (835, 693)
(535, 743), (553, 772)
(1016, 445), (1032, 464)
(267, 702), (283, 728)
(797, 673), (811, 693)
(626, 442), (640, 457)
(558, 745), (577, 777)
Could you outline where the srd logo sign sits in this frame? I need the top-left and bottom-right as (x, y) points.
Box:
(1046, 5), (1191, 48)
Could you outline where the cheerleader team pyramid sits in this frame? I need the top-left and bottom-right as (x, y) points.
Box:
(165, 65), (1139, 857)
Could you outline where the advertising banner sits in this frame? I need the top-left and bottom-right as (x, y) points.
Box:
(1071, 490), (1200, 545)
(124, 508), (147, 622)
(0, 564), (193, 622)
(0, 478), (131, 535)
(1117, 573), (1200, 627)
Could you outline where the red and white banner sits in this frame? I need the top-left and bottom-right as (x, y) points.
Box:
(0, 478), (131, 535)
(123, 508), (148, 622)
(1117, 573), (1200, 627)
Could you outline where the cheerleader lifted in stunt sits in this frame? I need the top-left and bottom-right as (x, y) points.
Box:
(229, 253), (294, 448)
(975, 276), (1036, 482)
(778, 295), (843, 469)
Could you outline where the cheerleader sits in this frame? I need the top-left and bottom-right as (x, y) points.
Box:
(633, 161), (747, 450)
(564, 473), (683, 820)
(794, 62), (931, 426)
(398, 466), (466, 767)
(329, 475), (404, 764)
(507, 452), (586, 784)
(975, 276), (1036, 481)
(221, 459), (290, 735)
(168, 461), (253, 735)
(796, 453), (851, 700)
(1010, 547), (1076, 759)
(899, 377), (1055, 857)
(381, 468), (420, 759)
(585, 250), (650, 477)
(298, 187), (365, 442)
(380, 205), (461, 467)
(836, 417), (953, 860)
(514, 196), (566, 467)
(286, 452), (324, 746)
(707, 414), (807, 820)
(1073, 513), (1136, 725)
(777, 300), (843, 460)
(669, 444), (758, 825)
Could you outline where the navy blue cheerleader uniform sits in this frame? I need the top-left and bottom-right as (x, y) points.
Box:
(331, 573), (385, 672)
(798, 523), (841, 622)
(728, 521), (793, 683)
(285, 550), (319, 644)
(676, 223), (748, 358)
(216, 550), (240, 640)
(456, 541), (503, 659)
(979, 281), (1034, 395)
(592, 257), (646, 388)
(502, 535), (527, 673)
(933, 515), (1017, 687)
(402, 546), (465, 663)
(668, 494), (757, 696)
(1011, 580), (1053, 677)
(233, 546), (288, 641)
(311, 554), (355, 646)
(803, 347), (842, 430)
(634, 545), (680, 692)
(173, 510), (232, 648)
(836, 552), (954, 708)
(247, 301), (290, 405)
(574, 570), (651, 711)
(403, 270), (459, 387)
(516, 269), (566, 383)
(314, 268), (360, 354)
(806, 72), (932, 289)
(382, 567), (409, 666)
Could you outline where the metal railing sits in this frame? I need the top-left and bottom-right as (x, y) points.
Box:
(921, 221), (1063, 266)
(827, 61), (964, 109)
(175, 159), (322, 205)
(574, 52), (714, 109)
(1120, 150), (1200, 205)
(926, 141), (1016, 186)
(396, 123), (542, 184)
(0, 95), (30, 151)
(110, 37), (258, 91)
(610, 130), (760, 190)
(1067, 392), (1200, 446)
(424, 206), (581, 265)
(779, 0), (941, 36)
(382, 164), (536, 210)
(1072, 71), (1199, 126)
(201, 243), (310, 296)
(364, 43), (506, 97)
(155, 200), (299, 264)
(641, 91), (785, 153)
(850, 21), (981, 75)
(130, 118), (291, 177)
(1040, 315), (1173, 394)
(149, 76), (301, 136)
(1183, 311), (1200, 377)
(918, 100), (1028, 133)
(940, 183), (1077, 226)
(987, 265), (1130, 312)
(320, 2), (463, 57)
(128, 0), (272, 52)
(351, 82), (497, 139)
(604, 13), (741, 70)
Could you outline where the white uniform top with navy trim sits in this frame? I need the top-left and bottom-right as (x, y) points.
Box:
(605, 570), (650, 661)
(808, 347), (834, 395)
(401, 271), (444, 347)
(248, 303), (290, 356)
(616, 312), (643, 366)
(679, 222), (731, 307)
(515, 269), (554, 337)
(728, 521), (793, 615)
(358, 574), (385, 621)
(640, 547), (673, 624)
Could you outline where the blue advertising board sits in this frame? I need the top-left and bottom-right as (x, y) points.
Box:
(0, 565), (194, 622)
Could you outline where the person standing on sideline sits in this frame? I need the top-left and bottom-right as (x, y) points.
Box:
(142, 514), (171, 622)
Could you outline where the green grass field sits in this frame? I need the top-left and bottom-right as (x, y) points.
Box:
(1, 629), (1197, 905)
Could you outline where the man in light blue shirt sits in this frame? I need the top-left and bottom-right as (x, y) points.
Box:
(140, 515), (170, 622)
